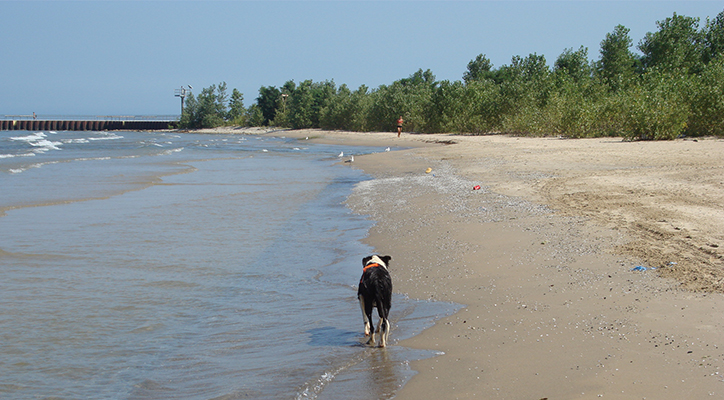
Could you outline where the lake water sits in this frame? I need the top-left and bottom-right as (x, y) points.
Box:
(0, 130), (457, 399)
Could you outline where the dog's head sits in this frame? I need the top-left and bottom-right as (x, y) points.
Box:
(363, 254), (391, 269)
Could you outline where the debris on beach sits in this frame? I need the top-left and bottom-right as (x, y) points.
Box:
(473, 185), (481, 190)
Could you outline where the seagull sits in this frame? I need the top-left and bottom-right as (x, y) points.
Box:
(385, 147), (390, 152)
(338, 151), (344, 158)
(345, 155), (354, 163)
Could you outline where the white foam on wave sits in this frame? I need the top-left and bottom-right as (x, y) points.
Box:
(76, 157), (112, 162)
(61, 138), (90, 144)
(88, 133), (123, 141)
(295, 369), (337, 400)
(10, 132), (46, 142)
(8, 160), (58, 174)
(31, 139), (63, 153)
(159, 147), (184, 156)
(10, 132), (63, 153)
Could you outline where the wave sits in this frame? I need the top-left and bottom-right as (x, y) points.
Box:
(88, 133), (123, 141)
(10, 132), (63, 153)
(159, 147), (184, 156)
(7, 157), (110, 174)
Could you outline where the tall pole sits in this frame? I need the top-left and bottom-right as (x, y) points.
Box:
(175, 85), (192, 116)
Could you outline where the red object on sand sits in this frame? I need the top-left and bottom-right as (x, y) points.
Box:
(473, 185), (481, 190)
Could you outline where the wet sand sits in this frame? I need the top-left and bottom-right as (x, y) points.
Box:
(208, 127), (724, 398)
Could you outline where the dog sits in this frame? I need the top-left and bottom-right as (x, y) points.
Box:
(357, 255), (392, 347)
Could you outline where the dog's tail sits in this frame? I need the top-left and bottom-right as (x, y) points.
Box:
(374, 284), (390, 321)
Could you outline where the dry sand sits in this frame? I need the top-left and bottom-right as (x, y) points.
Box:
(213, 127), (724, 399)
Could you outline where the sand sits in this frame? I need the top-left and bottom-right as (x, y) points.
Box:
(207, 127), (724, 398)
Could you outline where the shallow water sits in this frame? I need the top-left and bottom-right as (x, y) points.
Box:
(0, 130), (458, 399)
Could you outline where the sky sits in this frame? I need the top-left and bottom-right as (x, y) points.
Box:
(2, 1), (723, 117)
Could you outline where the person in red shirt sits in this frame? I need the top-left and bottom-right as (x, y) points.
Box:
(397, 116), (403, 137)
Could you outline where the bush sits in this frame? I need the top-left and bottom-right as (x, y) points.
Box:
(686, 57), (724, 136)
(619, 72), (690, 140)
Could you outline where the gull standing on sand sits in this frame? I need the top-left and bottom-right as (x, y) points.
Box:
(385, 147), (390, 152)
(338, 151), (344, 158)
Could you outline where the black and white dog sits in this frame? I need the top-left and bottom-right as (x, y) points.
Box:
(357, 255), (392, 347)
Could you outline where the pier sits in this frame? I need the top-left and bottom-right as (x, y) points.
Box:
(1, 115), (178, 131)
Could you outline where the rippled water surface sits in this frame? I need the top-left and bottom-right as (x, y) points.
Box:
(0, 130), (457, 399)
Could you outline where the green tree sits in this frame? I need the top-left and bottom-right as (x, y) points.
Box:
(178, 92), (198, 128)
(703, 9), (724, 63)
(463, 54), (493, 84)
(287, 80), (336, 129)
(196, 83), (226, 128)
(270, 80), (296, 128)
(368, 69), (437, 132)
(178, 82), (231, 129)
(638, 13), (705, 74)
(228, 88), (245, 125)
(256, 86), (281, 126)
(620, 72), (690, 140)
(596, 25), (637, 91)
(554, 46), (592, 84)
(288, 80), (315, 129)
(246, 104), (265, 127)
(686, 57), (724, 136)
(426, 79), (501, 134)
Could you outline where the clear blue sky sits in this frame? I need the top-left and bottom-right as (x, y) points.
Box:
(2, 1), (722, 116)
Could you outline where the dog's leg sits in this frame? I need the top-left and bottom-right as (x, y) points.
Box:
(358, 295), (371, 336)
(380, 318), (389, 347)
(365, 302), (376, 345)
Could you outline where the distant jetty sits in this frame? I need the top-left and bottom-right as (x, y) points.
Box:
(1, 115), (178, 131)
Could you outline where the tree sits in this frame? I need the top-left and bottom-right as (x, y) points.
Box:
(196, 83), (227, 128)
(703, 9), (724, 63)
(287, 80), (336, 129)
(368, 69), (437, 132)
(178, 82), (231, 129)
(638, 13), (705, 74)
(178, 93), (198, 128)
(463, 54), (493, 84)
(227, 88), (245, 125)
(256, 86), (281, 125)
(596, 24), (636, 91)
(246, 104), (265, 127)
(554, 46), (592, 83)
(687, 57), (724, 136)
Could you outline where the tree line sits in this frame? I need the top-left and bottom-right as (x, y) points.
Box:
(179, 10), (724, 140)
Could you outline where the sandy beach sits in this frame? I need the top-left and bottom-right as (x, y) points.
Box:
(208, 127), (724, 398)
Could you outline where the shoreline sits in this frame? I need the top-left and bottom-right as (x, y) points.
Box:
(214, 127), (724, 398)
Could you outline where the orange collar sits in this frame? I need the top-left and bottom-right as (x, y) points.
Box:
(362, 263), (381, 273)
